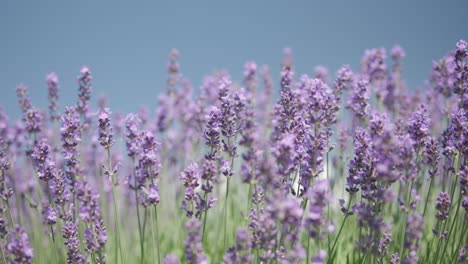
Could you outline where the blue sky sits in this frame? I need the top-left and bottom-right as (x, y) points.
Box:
(1, 0), (467, 119)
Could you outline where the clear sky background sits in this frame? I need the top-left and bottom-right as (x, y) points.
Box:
(1, 0), (467, 119)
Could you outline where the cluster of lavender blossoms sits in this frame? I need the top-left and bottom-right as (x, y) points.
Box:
(0, 40), (467, 264)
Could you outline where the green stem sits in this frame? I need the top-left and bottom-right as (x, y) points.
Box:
(450, 223), (467, 262)
(328, 196), (353, 264)
(440, 195), (462, 262)
(0, 242), (7, 264)
(150, 206), (157, 264)
(223, 176), (231, 251)
(202, 193), (209, 243)
(108, 148), (123, 264)
(307, 234), (311, 264)
(326, 150), (331, 257)
(422, 175), (434, 218)
(201, 147), (214, 243)
(132, 159), (144, 264)
(154, 206), (161, 264)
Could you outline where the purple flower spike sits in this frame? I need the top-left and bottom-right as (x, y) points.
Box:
(181, 162), (200, 218)
(16, 85), (32, 113)
(334, 65), (354, 96)
(6, 226), (34, 264)
(347, 76), (370, 122)
(164, 254), (180, 264)
(77, 66), (92, 115)
(361, 47), (387, 83)
(222, 228), (253, 264)
(46, 72), (60, 122)
(125, 113), (141, 158)
(435, 192), (450, 221)
(311, 250), (326, 264)
(184, 219), (207, 264)
(98, 108), (115, 149)
(24, 108), (43, 135)
(407, 105), (430, 149)
(62, 221), (84, 264)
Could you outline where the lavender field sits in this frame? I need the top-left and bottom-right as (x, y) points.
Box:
(0, 40), (467, 264)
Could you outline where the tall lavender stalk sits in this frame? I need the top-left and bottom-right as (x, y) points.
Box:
(98, 108), (123, 264)
(124, 113), (145, 262)
(138, 130), (162, 264)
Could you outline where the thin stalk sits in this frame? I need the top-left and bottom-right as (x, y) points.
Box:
(154, 207), (161, 264)
(422, 175), (434, 218)
(223, 138), (236, 253)
(6, 201), (15, 228)
(108, 148), (123, 264)
(150, 206), (157, 264)
(328, 196), (353, 264)
(400, 173), (416, 260)
(307, 233), (311, 264)
(50, 226), (59, 263)
(450, 223), (467, 262)
(0, 241), (7, 264)
(201, 147), (213, 243)
(247, 183), (252, 214)
(326, 150), (330, 257)
(202, 193), (209, 243)
(132, 158), (144, 263)
(223, 176), (231, 251)
(440, 195), (462, 261)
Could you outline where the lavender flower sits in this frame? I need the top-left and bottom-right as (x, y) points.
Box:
(314, 65), (329, 83)
(459, 245), (467, 263)
(377, 233), (392, 263)
(164, 254), (180, 264)
(454, 40), (467, 99)
(181, 163), (201, 218)
(423, 137), (440, 178)
(361, 48), (387, 99)
(390, 253), (400, 264)
(42, 205), (58, 225)
(24, 108), (43, 135)
(6, 226), (34, 264)
(155, 93), (173, 133)
(260, 65), (273, 112)
(47, 72), (60, 122)
(347, 76), (370, 123)
(311, 250), (326, 264)
(435, 192), (450, 221)
(346, 127), (374, 196)
(461, 166), (468, 196)
(361, 48), (387, 81)
(222, 228), (253, 264)
(430, 54), (456, 98)
(268, 194), (303, 257)
(391, 45), (405, 65)
(62, 221), (84, 263)
(16, 85), (31, 113)
(405, 213), (424, 252)
(203, 106), (222, 150)
(333, 65), (354, 96)
(137, 130), (161, 206)
(407, 105), (430, 149)
(125, 113), (141, 158)
(243, 61), (257, 94)
(98, 108), (115, 149)
(184, 219), (207, 264)
(280, 63), (294, 90)
(167, 49), (180, 89)
(77, 66), (92, 115)
(61, 107), (81, 182)
(306, 180), (330, 239)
